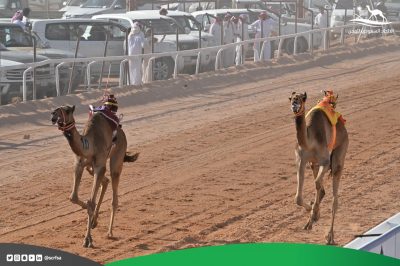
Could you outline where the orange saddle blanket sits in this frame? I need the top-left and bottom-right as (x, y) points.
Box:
(306, 101), (346, 151)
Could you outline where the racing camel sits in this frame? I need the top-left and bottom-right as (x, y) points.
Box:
(51, 104), (138, 248)
(289, 91), (348, 245)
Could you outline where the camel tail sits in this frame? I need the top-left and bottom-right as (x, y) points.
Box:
(124, 152), (140, 163)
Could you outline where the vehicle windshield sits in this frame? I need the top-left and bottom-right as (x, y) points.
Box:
(170, 15), (201, 32)
(0, 26), (32, 47)
(0, 0), (7, 8)
(66, 0), (86, 6)
(140, 19), (181, 35)
(387, 0), (400, 3)
(81, 0), (114, 8)
(309, 0), (332, 9)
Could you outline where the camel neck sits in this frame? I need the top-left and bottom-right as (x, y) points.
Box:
(295, 114), (308, 149)
(64, 127), (88, 158)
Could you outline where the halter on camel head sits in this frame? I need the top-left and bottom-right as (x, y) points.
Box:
(51, 105), (76, 132)
(289, 92), (307, 117)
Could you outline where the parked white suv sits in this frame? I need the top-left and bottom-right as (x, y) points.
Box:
(31, 18), (128, 80)
(93, 11), (209, 77)
(192, 8), (322, 54)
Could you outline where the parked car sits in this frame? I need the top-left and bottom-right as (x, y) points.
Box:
(60, 0), (126, 18)
(0, 0), (62, 19)
(31, 18), (127, 80)
(93, 11), (206, 78)
(0, 48), (53, 104)
(0, 22), (85, 94)
(192, 8), (322, 54)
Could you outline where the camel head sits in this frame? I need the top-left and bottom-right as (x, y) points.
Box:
(51, 105), (76, 131)
(289, 92), (307, 115)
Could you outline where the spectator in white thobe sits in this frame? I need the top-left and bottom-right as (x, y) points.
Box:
(236, 14), (249, 65)
(222, 13), (235, 67)
(314, 7), (328, 28)
(314, 7), (328, 49)
(209, 16), (222, 46)
(128, 22), (146, 86)
(251, 11), (277, 61)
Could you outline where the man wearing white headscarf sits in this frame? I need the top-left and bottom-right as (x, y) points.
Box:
(235, 14), (249, 65)
(209, 16), (222, 46)
(128, 22), (146, 86)
(251, 11), (277, 61)
(222, 12), (235, 67)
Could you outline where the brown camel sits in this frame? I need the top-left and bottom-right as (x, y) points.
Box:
(51, 105), (139, 248)
(289, 91), (348, 245)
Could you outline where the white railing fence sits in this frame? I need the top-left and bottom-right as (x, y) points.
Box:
(0, 22), (398, 104)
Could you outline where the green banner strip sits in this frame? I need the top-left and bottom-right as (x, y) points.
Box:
(106, 243), (400, 266)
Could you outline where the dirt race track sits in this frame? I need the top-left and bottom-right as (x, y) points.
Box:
(0, 37), (400, 264)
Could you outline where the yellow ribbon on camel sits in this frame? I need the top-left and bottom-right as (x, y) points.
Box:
(306, 91), (345, 151)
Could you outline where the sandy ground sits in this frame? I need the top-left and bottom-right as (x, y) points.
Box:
(0, 37), (399, 264)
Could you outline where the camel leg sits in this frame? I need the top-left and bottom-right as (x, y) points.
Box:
(91, 176), (110, 229)
(326, 171), (340, 245)
(108, 171), (120, 238)
(70, 158), (87, 209)
(326, 144), (347, 244)
(295, 154), (312, 212)
(304, 163), (329, 230)
(310, 163), (325, 218)
(83, 164), (106, 248)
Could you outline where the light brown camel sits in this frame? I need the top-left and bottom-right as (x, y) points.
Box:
(51, 105), (139, 248)
(289, 91), (348, 245)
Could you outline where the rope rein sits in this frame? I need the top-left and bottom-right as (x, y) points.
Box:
(57, 108), (76, 132)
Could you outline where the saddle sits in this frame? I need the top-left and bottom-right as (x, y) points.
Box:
(306, 91), (346, 151)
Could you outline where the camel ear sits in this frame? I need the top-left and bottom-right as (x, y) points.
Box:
(71, 105), (75, 113)
(303, 92), (307, 101)
(289, 91), (296, 101)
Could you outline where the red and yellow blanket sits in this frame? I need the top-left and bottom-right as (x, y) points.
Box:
(306, 95), (346, 151)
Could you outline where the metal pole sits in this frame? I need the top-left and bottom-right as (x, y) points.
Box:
(32, 37), (37, 100)
(311, 10), (314, 52)
(326, 9), (329, 48)
(125, 30), (129, 85)
(295, 1), (298, 33)
(241, 19), (244, 64)
(68, 29), (80, 94)
(98, 29), (109, 89)
(176, 27), (179, 51)
(279, 1), (282, 36)
(198, 25), (202, 48)
(220, 19), (223, 45)
(151, 27), (154, 81)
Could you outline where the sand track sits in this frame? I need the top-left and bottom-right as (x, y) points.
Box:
(0, 37), (399, 263)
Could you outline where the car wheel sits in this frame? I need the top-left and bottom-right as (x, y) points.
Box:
(153, 57), (174, 80)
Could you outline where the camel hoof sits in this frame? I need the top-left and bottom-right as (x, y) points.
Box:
(91, 219), (98, 229)
(325, 232), (336, 245)
(83, 236), (93, 248)
(303, 219), (313, 230)
(107, 232), (113, 239)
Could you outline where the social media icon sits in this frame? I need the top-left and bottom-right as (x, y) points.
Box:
(14, 254), (20, 261)
(6, 254), (13, 262)
(29, 254), (35, 262)
(21, 254), (28, 262)
(36, 254), (43, 262)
